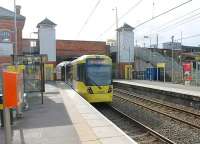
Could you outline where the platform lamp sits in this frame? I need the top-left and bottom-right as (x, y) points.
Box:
(3, 1), (17, 144)
(13, 0), (18, 64)
(171, 35), (175, 82)
(113, 7), (119, 78)
(144, 36), (152, 80)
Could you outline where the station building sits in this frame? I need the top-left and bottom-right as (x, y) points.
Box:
(0, 6), (109, 81)
(0, 6), (109, 66)
(0, 6), (25, 64)
(0, 6), (136, 80)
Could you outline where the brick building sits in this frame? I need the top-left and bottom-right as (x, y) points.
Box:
(56, 40), (109, 62)
(0, 6), (109, 65)
(0, 6), (25, 64)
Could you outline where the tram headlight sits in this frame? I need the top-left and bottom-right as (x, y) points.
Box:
(87, 87), (93, 94)
(108, 86), (112, 93)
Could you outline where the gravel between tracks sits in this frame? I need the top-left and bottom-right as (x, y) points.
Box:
(94, 104), (167, 144)
(112, 95), (200, 144)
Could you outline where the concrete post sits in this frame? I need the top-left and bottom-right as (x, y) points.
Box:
(3, 108), (12, 144)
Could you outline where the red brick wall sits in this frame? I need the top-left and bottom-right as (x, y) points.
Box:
(0, 56), (12, 64)
(0, 19), (25, 55)
(22, 38), (32, 53)
(56, 40), (109, 58)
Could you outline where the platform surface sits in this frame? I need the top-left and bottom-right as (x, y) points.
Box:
(114, 80), (200, 97)
(0, 81), (136, 144)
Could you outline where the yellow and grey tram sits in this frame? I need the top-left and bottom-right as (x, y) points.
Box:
(58, 55), (113, 103)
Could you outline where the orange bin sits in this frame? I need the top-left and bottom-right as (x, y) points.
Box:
(2, 71), (22, 108)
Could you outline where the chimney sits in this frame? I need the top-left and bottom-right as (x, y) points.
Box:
(16, 5), (21, 15)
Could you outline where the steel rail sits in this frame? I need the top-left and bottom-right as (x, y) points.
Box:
(109, 105), (176, 144)
(115, 88), (200, 118)
(113, 91), (200, 129)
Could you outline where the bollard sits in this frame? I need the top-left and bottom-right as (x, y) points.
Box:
(0, 109), (14, 127)
(3, 108), (12, 144)
(0, 110), (3, 127)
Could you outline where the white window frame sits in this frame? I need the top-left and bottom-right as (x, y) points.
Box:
(0, 30), (11, 42)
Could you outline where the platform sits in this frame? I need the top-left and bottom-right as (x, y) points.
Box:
(113, 80), (200, 108)
(0, 81), (136, 144)
(114, 80), (200, 97)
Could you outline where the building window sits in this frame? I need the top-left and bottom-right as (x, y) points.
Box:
(30, 40), (36, 47)
(0, 31), (10, 42)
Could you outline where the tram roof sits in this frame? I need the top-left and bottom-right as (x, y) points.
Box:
(71, 55), (111, 64)
(56, 61), (71, 67)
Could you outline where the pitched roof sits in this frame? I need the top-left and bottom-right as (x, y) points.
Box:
(117, 23), (134, 31)
(0, 6), (25, 21)
(37, 18), (56, 28)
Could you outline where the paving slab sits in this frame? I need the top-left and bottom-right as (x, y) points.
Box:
(0, 82), (81, 144)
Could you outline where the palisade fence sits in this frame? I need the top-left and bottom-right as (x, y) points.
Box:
(191, 70), (200, 86)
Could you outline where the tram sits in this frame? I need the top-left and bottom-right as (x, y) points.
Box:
(63, 55), (113, 103)
(56, 61), (70, 81)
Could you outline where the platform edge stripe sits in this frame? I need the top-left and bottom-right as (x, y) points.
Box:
(61, 83), (137, 144)
(58, 86), (99, 142)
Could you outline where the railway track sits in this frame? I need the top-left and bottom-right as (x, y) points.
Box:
(114, 88), (200, 129)
(95, 104), (175, 144)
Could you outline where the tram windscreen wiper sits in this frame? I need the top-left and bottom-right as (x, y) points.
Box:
(87, 75), (102, 89)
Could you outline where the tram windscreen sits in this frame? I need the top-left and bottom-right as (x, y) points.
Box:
(86, 64), (112, 86)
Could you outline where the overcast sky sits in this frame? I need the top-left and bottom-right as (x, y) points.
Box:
(1, 0), (200, 46)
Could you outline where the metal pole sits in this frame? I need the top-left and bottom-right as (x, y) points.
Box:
(196, 61), (198, 86)
(129, 46), (131, 80)
(14, 0), (17, 63)
(65, 63), (67, 82)
(171, 36), (174, 82)
(118, 31), (121, 78)
(150, 37), (151, 48)
(29, 33), (32, 54)
(180, 32), (183, 82)
(113, 7), (119, 78)
(157, 66), (158, 81)
(181, 32), (183, 45)
(150, 49), (152, 81)
(3, 108), (12, 144)
(156, 34), (158, 48)
(132, 30), (135, 80)
(164, 67), (166, 82)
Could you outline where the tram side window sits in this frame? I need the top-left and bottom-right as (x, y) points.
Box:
(77, 64), (85, 82)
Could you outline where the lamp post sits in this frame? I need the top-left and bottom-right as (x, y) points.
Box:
(3, 2), (17, 144)
(179, 55), (183, 82)
(144, 36), (152, 80)
(4, 2), (17, 144)
(14, 0), (17, 63)
(113, 7), (119, 78)
(171, 36), (174, 82)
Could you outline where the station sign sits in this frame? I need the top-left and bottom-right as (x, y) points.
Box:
(183, 63), (192, 72)
(182, 63), (192, 82)
(157, 63), (165, 68)
(195, 55), (200, 61)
